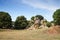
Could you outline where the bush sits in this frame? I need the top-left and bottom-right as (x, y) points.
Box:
(14, 16), (28, 29)
(0, 12), (12, 29)
(53, 9), (60, 25)
(46, 22), (52, 27)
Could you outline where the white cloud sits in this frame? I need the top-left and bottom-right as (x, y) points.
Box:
(22, 0), (60, 11)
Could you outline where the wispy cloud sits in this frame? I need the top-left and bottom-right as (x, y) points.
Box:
(22, 0), (60, 11)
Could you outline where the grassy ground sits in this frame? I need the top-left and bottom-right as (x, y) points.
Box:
(0, 29), (60, 40)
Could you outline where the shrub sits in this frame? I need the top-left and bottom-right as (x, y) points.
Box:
(14, 16), (28, 29)
(0, 12), (12, 29)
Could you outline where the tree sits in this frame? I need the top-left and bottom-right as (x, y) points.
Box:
(35, 15), (44, 20)
(31, 16), (35, 20)
(31, 15), (44, 21)
(46, 22), (52, 27)
(14, 16), (28, 29)
(31, 16), (35, 24)
(0, 12), (12, 28)
(53, 9), (60, 25)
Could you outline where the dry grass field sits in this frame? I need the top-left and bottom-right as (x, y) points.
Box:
(0, 29), (60, 40)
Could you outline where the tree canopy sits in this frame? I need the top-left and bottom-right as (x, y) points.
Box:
(0, 12), (12, 28)
(53, 9), (60, 25)
(14, 16), (28, 29)
(35, 15), (44, 20)
(31, 16), (35, 20)
(31, 15), (44, 21)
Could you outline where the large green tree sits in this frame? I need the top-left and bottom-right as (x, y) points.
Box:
(14, 16), (28, 29)
(31, 15), (44, 21)
(0, 12), (12, 28)
(35, 15), (44, 20)
(53, 9), (60, 25)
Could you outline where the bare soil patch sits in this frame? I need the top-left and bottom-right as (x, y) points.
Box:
(47, 25), (60, 34)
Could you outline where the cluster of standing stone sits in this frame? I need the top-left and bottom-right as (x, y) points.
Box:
(28, 17), (48, 30)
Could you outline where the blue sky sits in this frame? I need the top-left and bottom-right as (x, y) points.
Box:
(0, 0), (60, 21)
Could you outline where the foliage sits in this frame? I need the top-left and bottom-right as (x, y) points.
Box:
(35, 15), (44, 20)
(51, 21), (54, 23)
(53, 9), (60, 25)
(46, 22), (52, 27)
(26, 20), (32, 28)
(31, 15), (44, 21)
(0, 12), (12, 28)
(14, 16), (28, 29)
(30, 16), (35, 24)
(31, 16), (35, 20)
(31, 15), (44, 24)
(12, 21), (15, 29)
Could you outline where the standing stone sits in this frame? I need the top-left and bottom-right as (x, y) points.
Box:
(40, 19), (48, 29)
(34, 17), (40, 29)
